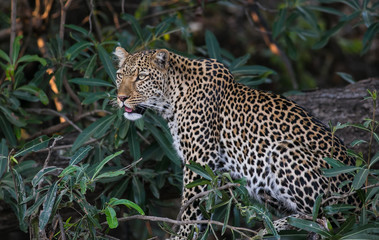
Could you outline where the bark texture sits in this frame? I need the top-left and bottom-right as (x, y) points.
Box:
(288, 78), (379, 158)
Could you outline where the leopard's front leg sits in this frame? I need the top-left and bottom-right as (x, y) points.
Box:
(172, 166), (207, 239)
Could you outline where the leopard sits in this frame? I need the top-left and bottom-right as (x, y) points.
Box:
(113, 47), (359, 239)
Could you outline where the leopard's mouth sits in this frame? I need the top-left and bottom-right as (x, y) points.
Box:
(123, 105), (145, 121)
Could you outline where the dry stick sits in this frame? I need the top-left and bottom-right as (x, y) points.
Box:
(57, 214), (66, 240)
(26, 109), (111, 140)
(102, 215), (257, 237)
(59, 0), (73, 40)
(27, 108), (82, 133)
(173, 183), (240, 232)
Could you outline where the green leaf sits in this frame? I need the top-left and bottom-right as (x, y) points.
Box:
(369, 152), (379, 168)
(127, 125), (141, 161)
(39, 181), (58, 230)
(0, 49), (11, 63)
(229, 53), (251, 70)
(17, 85), (49, 105)
(14, 135), (53, 157)
(362, 22), (379, 54)
(145, 123), (180, 166)
(65, 41), (93, 60)
(273, 8), (287, 39)
(337, 72), (355, 84)
(91, 150), (123, 180)
(65, 24), (90, 36)
(222, 199), (232, 235)
(70, 146), (93, 165)
(312, 194), (323, 221)
(288, 217), (332, 237)
(185, 179), (211, 188)
(121, 14), (144, 41)
(0, 105), (26, 127)
(71, 114), (115, 152)
(95, 170), (125, 180)
(352, 168), (369, 189)
(32, 166), (60, 187)
(17, 55), (47, 66)
(205, 30), (222, 61)
(97, 44), (116, 84)
(0, 115), (17, 147)
(105, 206), (118, 228)
(132, 176), (145, 206)
(109, 198), (145, 215)
(186, 162), (212, 181)
(59, 165), (80, 177)
(25, 193), (46, 217)
(231, 65), (276, 76)
(336, 215), (356, 235)
(12, 35), (22, 64)
(0, 139), (8, 178)
(84, 54), (97, 78)
(307, 5), (344, 16)
(350, 139), (367, 147)
(69, 78), (114, 87)
(324, 157), (345, 168)
(324, 204), (356, 215)
(341, 223), (379, 239)
(323, 166), (361, 177)
(118, 119), (130, 139)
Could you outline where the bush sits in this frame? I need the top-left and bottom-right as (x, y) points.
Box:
(0, 1), (378, 239)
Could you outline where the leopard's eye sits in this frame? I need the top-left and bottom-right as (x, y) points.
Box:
(137, 73), (149, 80)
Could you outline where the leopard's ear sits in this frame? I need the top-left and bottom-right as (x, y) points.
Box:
(114, 47), (129, 67)
(152, 49), (170, 70)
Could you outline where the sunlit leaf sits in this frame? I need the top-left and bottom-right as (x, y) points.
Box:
(105, 206), (118, 228)
(17, 85), (49, 105)
(323, 166), (361, 177)
(109, 197), (145, 215)
(91, 150), (123, 180)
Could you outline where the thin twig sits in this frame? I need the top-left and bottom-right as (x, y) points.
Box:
(27, 108), (82, 133)
(101, 215), (257, 236)
(57, 214), (66, 240)
(59, 0), (73, 40)
(26, 109), (111, 140)
(175, 183), (240, 223)
(323, 182), (379, 204)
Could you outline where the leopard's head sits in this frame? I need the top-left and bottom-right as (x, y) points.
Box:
(114, 47), (170, 121)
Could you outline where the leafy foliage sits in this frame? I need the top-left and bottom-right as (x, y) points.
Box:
(0, 0), (378, 239)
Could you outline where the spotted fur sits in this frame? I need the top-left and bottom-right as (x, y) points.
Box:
(114, 47), (358, 238)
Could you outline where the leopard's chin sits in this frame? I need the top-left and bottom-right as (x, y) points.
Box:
(123, 106), (145, 121)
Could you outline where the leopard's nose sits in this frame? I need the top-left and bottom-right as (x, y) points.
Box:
(118, 95), (129, 102)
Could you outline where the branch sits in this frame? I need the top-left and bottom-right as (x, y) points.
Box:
(26, 109), (111, 140)
(59, 0), (73, 40)
(323, 182), (379, 204)
(101, 215), (257, 238)
(175, 183), (240, 223)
